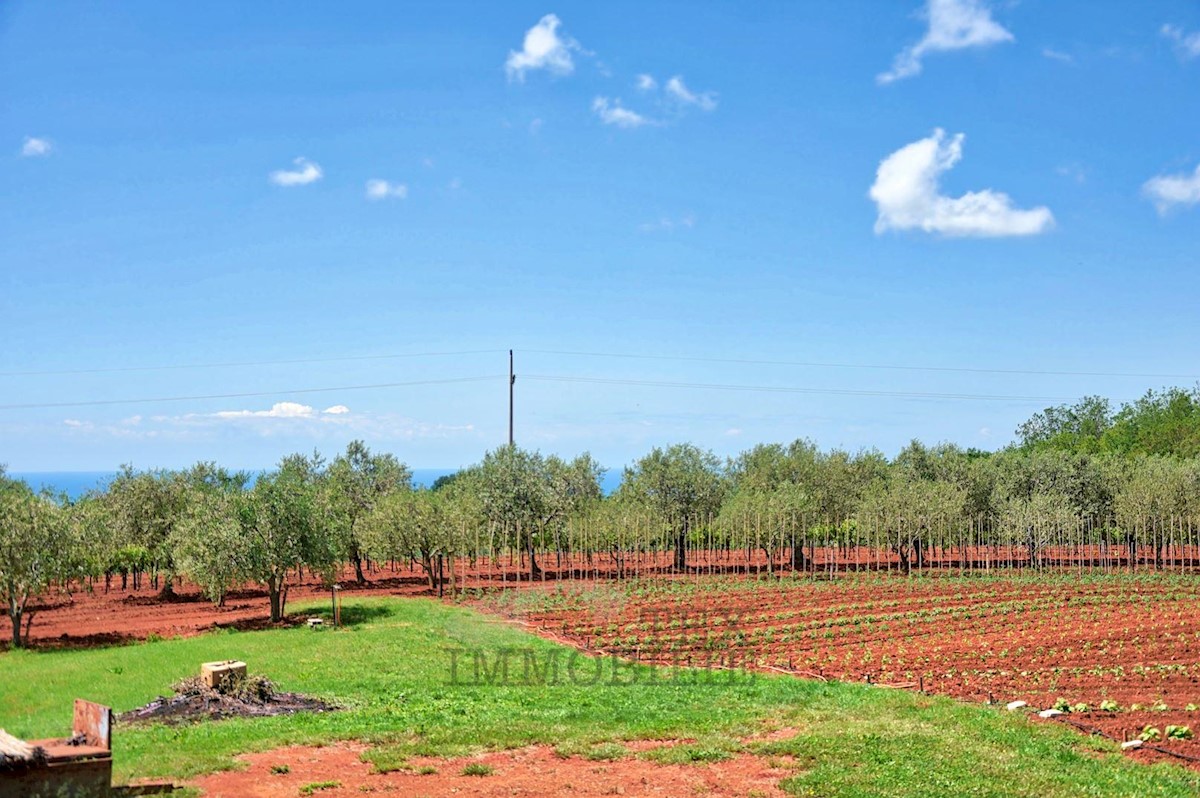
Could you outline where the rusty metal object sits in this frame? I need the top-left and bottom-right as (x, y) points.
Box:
(0, 700), (172, 797)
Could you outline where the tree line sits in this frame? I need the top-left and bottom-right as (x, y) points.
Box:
(3, 385), (1200, 648)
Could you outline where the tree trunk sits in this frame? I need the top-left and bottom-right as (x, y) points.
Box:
(674, 521), (689, 571)
(9, 602), (22, 649)
(268, 576), (283, 622)
(353, 551), (366, 584)
(790, 542), (807, 571)
(527, 539), (541, 580)
(422, 553), (437, 590)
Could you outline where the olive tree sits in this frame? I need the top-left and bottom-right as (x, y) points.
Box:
(620, 444), (725, 570)
(0, 478), (74, 647)
(241, 453), (336, 622)
(326, 440), (411, 583)
(996, 491), (1078, 568)
(172, 488), (248, 606)
(858, 477), (965, 573)
(361, 489), (453, 590)
(104, 466), (185, 595)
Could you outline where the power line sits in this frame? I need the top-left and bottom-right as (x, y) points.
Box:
(0, 349), (506, 378)
(520, 348), (1200, 382)
(522, 374), (1074, 403)
(0, 375), (504, 411)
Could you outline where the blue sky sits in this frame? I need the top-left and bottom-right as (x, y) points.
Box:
(3, 1), (1199, 473)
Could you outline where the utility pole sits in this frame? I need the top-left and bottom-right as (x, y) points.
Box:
(508, 349), (515, 446)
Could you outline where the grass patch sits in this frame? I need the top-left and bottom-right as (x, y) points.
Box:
(461, 762), (493, 776)
(299, 781), (340, 795)
(1, 596), (1199, 796)
(584, 742), (630, 761)
(641, 735), (742, 765)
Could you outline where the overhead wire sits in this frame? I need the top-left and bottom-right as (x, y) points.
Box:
(0, 349), (506, 378)
(518, 348), (1200, 381)
(0, 376), (505, 411)
(521, 374), (1074, 403)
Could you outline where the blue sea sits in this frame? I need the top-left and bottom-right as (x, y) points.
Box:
(11, 468), (624, 499)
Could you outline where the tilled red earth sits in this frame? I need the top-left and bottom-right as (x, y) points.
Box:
(478, 572), (1200, 767)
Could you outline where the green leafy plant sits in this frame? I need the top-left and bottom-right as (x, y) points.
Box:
(1099, 700), (1119, 712)
(1166, 725), (1194, 740)
(1139, 726), (1162, 743)
(1052, 697), (1072, 713)
(461, 763), (494, 777)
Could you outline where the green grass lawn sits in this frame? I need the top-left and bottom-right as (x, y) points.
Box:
(2, 596), (1198, 797)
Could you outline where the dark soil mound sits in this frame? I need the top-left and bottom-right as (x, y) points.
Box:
(119, 675), (337, 725)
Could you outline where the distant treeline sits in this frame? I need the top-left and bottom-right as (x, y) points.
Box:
(3, 385), (1200, 648)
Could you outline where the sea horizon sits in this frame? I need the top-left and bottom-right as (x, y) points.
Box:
(10, 469), (624, 499)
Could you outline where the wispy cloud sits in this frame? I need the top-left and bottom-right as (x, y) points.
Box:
(506, 14), (583, 81)
(1162, 24), (1200, 60)
(664, 76), (717, 111)
(635, 73), (657, 91)
(869, 128), (1054, 237)
(1055, 163), (1087, 184)
(20, 136), (51, 157)
(1143, 162), (1200, 214)
(1041, 47), (1074, 64)
(639, 214), (696, 233)
(878, 0), (1013, 84)
(592, 97), (653, 129)
(60, 403), (477, 442)
(269, 157), (323, 187)
(365, 179), (408, 200)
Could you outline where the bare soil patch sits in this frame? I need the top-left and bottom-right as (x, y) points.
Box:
(191, 741), (792, 798)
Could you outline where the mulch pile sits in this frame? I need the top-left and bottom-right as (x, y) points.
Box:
(118, 675), (337, 725)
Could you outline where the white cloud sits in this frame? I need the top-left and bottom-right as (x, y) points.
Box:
(506, 14), (581, 81)
(724, 427), (743, 437)
(1143, 163), (1200, 213)
(639, 214), (696, 233)
(664, 76), (717, 111)
(1055, 163), (1087, 184)
(1041, 47), (1074, 64)
(269, 157), (323, 187)
(447, 177), (463, 191)
(214, 401), (321, 419)
(365, 179), (408, 200)
(592, 97), (652, 128)
(55, 403), (475, 443)
(1162, 24), (1200, 60)
(878, 0), (1014, 84)
(869, 129), (1054, 237)
(635, 73), (657, 91)
(21, 137), (51, 157)
(529, 117), (544, 134)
